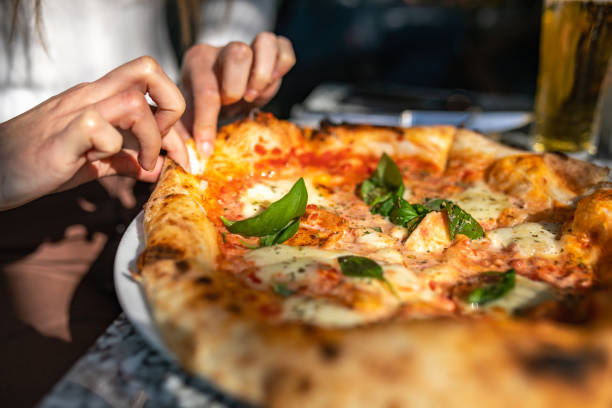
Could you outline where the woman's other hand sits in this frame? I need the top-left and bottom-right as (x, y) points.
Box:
(181, 32), (296, 155)
(0, 56), (187, 210)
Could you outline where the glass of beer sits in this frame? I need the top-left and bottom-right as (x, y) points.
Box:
(532, 0), (612, 157)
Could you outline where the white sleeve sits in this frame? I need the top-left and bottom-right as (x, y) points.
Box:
(196, 0), (279, 47)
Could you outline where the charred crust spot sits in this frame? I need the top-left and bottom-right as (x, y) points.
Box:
(196, 276), (213, 285)
(296, 375), (312, 394)
(204, 292), (221, 302)
(520, 345), (607, 383)
(319, 341), (342, 362)
(226, 303), (242, 314)
(140, 245), (184, 265)
(175, 260), (190, 273)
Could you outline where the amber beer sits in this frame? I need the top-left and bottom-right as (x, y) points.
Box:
(532, 0), (612, 156)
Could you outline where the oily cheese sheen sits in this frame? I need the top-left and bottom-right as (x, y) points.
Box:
(245, 245), (350, 285)
(137, 113), (612, 408)
(486, 222), (563, 257)
(452, 182), (511, 223)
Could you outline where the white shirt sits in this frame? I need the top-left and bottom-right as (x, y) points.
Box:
(0, 0), (277, 122)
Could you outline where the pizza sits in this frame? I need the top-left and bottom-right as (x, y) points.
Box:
(136, 112), (612, 407)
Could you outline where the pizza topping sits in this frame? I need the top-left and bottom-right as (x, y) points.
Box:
(272, 283), (295, 297)
(424, 199), (485, 240)
(360, 152), (405, 216)
(361, 154), (484, 241)
(467, 269), (516, 306)
(451, 183), (511, 226)
(240, 177), (331, 218)
(486, 222), (562, 258)
(403, 211), (451, 254)
(282, 296), (385, 328)
(244, 245), (349, 290)
(222, 178), (308, 246)
(338, 255), (396, 295)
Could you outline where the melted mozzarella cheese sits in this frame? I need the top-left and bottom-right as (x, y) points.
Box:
(240, 177), (331, 217)
(245, 245), (350, 284)
(486, 222), (562, 257)
(282, 297), (378, 328)
(452, 183), (511, 223)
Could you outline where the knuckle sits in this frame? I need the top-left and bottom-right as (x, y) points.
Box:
(176, 94), (186, 115)
(255, 32), (276, 45)
(281, 51), (296, 68)
(136, 55), (161, 75)
(226, 41), (252, 61)
(77, 109), (101, 130)
(198, 87), (221, 105)
(252, 68), (271, 86)
(121, 90), (148, 112)
(184, 43), (216, 61)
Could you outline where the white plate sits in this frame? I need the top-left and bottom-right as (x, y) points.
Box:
(113, 211), (174, 360)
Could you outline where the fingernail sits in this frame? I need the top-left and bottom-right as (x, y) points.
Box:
(244, 89), (258, 102)
(138, 154), (157, 171)
(198, 140), (214, 156)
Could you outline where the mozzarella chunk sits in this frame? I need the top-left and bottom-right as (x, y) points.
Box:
(452, 183), (510, 224)
(356, 231), (397, 249)
(245, 245), (350, 285)
(390, 226), (408, 241)
(404, 212), (451, 253)
(240, 177), (331, 217)
(486, 222), (562, 257)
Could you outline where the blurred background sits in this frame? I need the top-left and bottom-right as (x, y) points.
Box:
(268, 0), (541, 117)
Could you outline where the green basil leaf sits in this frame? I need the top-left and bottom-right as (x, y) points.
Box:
(259, 218), (301, 247)
(404, 215), (427, 235)
(424, 198), (447, 211)
(376, 197), (395, 217)
(360, 180), (381, 206)
(273, 283), (295, 297)
(373, 153), (404, 190)
(338, 255), (396, 295)
(338, 255), (384, 279)
(361, 153), (404, 208)
(274, 218), (300, 244)
(445, 201), (485, 240)
(468, 269), (516, 306)
(223, 178), (308, 237)
(424, 199), (484, 241)
(388, 199), (431, 232)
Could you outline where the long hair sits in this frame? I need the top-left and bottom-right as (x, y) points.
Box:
(6, 0), (45, 47)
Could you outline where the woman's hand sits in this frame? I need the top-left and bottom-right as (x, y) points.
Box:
(0, 56), (187, 210)
(180, 32), (296, 155)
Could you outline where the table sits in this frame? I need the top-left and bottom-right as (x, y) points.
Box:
(37, 314), (250, 408)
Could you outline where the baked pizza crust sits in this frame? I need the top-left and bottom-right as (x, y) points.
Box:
(137, 114), (612, 407)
